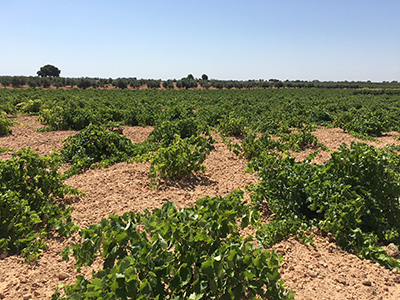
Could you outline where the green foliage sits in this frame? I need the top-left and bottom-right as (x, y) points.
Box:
(0, 102), (17, 116)
(4, 87), (400, 139)
(144, 111), (215, 187)
(16, 99), (42, 113)
(61, 124), (151, 176)
(232, 125), (327, 160)
(278, 124), (328, 152)
(256, 217), (314, 248)
(3, 87), (400, 294)
(149, 135), (214, 187)
(148, 116), (207, 147)
(2, 87), (400, 268)
(218, 113), (247, 136)
(337, 108), (393, 138)
(0, 148), (80, 261)
(0, 111), (13, 136)
(232, 131), (283, 159)
(0, 147), (12, 153)
(37, 64), (61, 77)
(39, 103), (101, 131)
(37, 92), (160, 130)
(56, 191), (293, 299)
(2, 75), (400, 90)
(249, 143), (400, 269)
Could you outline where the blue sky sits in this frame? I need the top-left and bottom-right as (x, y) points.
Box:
(1, 0), (399, 81)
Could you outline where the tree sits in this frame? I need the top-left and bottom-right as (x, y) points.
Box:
(77, 78), (92, 89)
(37, 64), (61, 77)
(41, 78), (51, 88)
(11, 77), (24, 88)
(114, 78), (128, 89)
(201, 74), (208, 81)
(273, 81), (284, 88)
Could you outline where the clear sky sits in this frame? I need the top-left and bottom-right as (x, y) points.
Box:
(1, 0), (399, 81)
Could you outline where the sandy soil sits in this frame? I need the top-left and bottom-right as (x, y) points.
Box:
(1, 116), (400, 299)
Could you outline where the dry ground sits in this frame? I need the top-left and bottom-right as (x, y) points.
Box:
(1, 116), (400, 299)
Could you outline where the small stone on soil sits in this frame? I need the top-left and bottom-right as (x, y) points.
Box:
(362, 280), (372, 286)
(309, 271), (318, 278)
(58, 272), (69, 280)
(337, 275), (347, 285)
(386, 243), (400, 257)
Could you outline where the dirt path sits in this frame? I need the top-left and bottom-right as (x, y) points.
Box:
(1, 117), (400, 299)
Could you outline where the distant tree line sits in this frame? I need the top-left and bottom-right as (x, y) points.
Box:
(0, 74), (399, 90)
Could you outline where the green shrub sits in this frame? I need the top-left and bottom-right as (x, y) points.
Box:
(337, 108), (392, 138)
(39, 104), (100, 131)
(0, 111), (13, 136)
(278, 124), (328, 152)
(56, 191), (293, 300)
(0, 148), (80, 261)
(233, 131), (283, 160)
(149, 134), (214, 187)
(250, 143), (400, 269)
(218, 113), (247, 136)
(148, 117), (207, 147)
(232, 125), (326, 160)
(61, 124), (151, 176)
(16, 99), (42, 113)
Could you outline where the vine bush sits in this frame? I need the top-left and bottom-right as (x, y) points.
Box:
(0, 111), (13, 136)
(249, 143), (400, 269)
(149, 134), (215, 187)
(60, 124), (152, 176)
(148, 116), (208, 147)
(0, 148), (80, 261)
(218, 113), (247, 137)
(56, 191), (293, 299)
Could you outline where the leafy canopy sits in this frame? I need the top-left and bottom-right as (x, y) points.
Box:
(37, 64), (61, 77)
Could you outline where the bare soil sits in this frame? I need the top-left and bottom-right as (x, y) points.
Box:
(1, 116), (400, 299)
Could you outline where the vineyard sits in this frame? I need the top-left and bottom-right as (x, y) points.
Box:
(1, 88), (400, 299)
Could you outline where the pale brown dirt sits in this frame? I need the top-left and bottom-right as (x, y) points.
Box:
(0, 116), (77, 161)
(1, 116), (400, 299)
(274, 233), (400, 300)
(289, 127), (400, 164)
